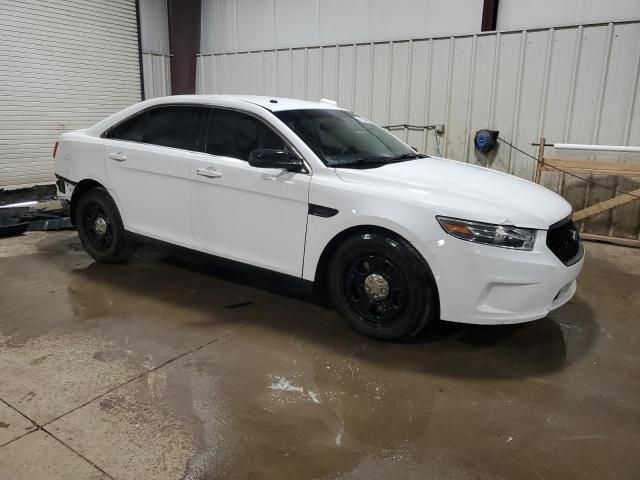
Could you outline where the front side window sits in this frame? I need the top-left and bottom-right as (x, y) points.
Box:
(206, 109), (285, 161)
(141, 106), (204, 151)
(274, 109), (423, 168)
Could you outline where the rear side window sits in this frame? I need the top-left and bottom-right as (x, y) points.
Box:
(142, 106), (204, 151)
(206, 109), (285, 161)
(106, 112), (147, 142)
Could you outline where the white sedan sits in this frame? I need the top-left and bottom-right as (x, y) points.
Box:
(54, 95), (584, 340)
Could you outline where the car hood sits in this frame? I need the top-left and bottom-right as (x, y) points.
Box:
(334, 157), (572, 230)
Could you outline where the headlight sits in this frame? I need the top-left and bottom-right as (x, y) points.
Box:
(436, 216), (536, 250)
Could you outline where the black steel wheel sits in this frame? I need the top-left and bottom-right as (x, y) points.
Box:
(328, 232), (438, 341)
(76, 187), (135, 263)
(343, 254), (409, 326)
(83, 203), (114, 252)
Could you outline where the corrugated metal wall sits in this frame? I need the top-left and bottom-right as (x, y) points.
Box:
(497, 0), (640, 30)
(200, 0), (483, 54)
(196, 21), (640, 239)
(0, 0), (142, 187)
(139, 0), (171, 98)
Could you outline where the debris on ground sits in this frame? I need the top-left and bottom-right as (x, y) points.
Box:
(0, 190), (73, 237)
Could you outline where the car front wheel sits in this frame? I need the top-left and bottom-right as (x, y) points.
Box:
(327, 232), (438, 341)
(76, 187), (135, 263)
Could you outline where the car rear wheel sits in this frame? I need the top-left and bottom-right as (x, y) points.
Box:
(76, 187), (135, 263)
(327, 232), (438, 341)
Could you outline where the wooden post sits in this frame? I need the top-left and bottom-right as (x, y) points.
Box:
(533, 137), (545, 184)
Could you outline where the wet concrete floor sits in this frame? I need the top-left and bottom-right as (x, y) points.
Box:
(0, 231), (638, 479)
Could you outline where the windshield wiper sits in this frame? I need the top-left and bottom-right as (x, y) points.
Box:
(333, 152), (427, 169)
(390, 152), (427, 160)
(333, 157), (393, 168)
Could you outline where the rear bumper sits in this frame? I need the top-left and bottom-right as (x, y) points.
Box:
(413, 230), (584, 325)
(54, 174), (74, 220)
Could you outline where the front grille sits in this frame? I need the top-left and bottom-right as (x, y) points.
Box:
(546, 218), (583, 265)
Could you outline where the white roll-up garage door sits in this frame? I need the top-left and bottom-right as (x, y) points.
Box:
(0, 0), (142, 188)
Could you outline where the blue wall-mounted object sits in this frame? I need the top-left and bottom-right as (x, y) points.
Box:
(474, 129), (499, 152)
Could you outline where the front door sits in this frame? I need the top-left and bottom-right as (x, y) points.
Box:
(104, 105), (207, 248)
(190, 108), (311, 277)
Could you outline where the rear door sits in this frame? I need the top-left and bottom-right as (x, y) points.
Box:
(104, 105), (207, 248)
(190, 108), (311, 277)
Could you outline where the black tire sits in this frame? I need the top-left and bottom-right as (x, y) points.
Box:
(75, 187), (135, 263)
(327, 232), (438, 341)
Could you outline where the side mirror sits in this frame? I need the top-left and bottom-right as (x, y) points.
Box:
(248, 149), (305, 173)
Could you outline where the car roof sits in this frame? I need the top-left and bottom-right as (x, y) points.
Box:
(151, 94), (342, 112)
(86, 94), (344, 137)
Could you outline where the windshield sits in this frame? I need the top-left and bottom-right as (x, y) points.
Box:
(274, 109), (424, 168)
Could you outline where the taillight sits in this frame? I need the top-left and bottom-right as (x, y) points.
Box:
(53, 141), (58, 158)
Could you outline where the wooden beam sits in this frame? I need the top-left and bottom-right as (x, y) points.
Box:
(481, 0), (500, 32)
(581, 234), (640, 249)
(572, 188), (640, 222)
(541, 158), (640, 176)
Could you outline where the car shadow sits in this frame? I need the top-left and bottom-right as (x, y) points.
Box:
(58, 235), (599, 381)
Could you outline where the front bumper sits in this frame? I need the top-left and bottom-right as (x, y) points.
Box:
(413, 229), (584, 325)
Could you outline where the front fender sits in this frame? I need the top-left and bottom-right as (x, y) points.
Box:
(303, 171), (441, 281)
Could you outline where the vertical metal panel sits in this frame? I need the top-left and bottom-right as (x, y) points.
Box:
(196, 20), (640, 238)
(277, 50), (292, 97)
(406, 40), (429, 151)
(425, 38), (451, 154)
(142, 53), (171, 98)
(469, 34), (496, 164)
(263, 51), (278, 96)
(318, 46), (336, 100)
(510, 30), (548, 180)
(139, 0), (171, 98)
(248, 52), (262, 94)
(388, 41), (410, 128)
(337, 45), (356, 111)
(354, 44), (373, 117)
(490, 32), (522, 173)
(291, 49), (307, 100)
(445, 37), (474, 163)
(201, 0), (236, 53)
(236, 52), (252, 94)
(139, 0), (170, 54)
(306, 48), (322, 101)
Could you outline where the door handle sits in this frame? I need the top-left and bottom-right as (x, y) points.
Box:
(108, 152), (127, 162)
(196, 167), (222, 178)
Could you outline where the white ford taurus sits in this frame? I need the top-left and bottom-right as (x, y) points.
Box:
(54, 95), (584, 340)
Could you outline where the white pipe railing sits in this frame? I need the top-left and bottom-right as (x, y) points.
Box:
(553, 144), (640, 153)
